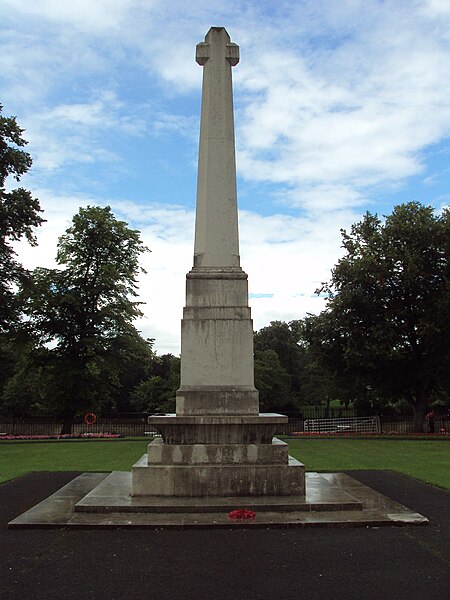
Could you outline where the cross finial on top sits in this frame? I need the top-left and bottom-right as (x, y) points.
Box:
(196, 27), (239, 67)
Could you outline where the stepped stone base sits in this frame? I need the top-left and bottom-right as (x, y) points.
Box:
(8, 471), (430, 529)
(132, 413), (305, 497)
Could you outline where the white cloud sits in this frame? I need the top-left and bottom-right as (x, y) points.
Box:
(4, 0), (450, 353)
(13, 191), (354, 354)
(4, 1), (450, 204)
(1, 0), (146, 34)
(151, 113), (198, 139)
(419, 0), (450, 18)
(19, 92), (148, 172)
(234, 3), (450, 209)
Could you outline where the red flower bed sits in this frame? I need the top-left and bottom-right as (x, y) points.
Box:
(0, 433), (123, 441)
(291, 432), (448, 437)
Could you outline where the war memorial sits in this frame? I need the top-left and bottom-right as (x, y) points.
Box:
(9, 28), (428, 529)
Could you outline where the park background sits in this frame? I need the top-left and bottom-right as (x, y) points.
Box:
(1, 3), (449, 444)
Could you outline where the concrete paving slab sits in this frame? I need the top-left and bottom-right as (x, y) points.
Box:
(8, 471), (428, 529)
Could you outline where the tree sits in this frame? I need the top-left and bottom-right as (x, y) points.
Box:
(130, 353), (180, 414)
(254, 319), (357, 412)
(1, 341), (46, 417)
(310, 202), (450, 431)
(254, 320), (306, 404)
(106, 333), (155, 413)
(254, 349), (292, 413)
(0, 105), (44, 331)
(0, 330), (42, 416)
(23, 205), (149, 432)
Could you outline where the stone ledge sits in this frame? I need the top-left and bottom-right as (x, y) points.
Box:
(187, 267), (248, 280)
(147, 437), (289, 465)
(148, 413), (287, 425)
(132, 454), (305, 496)
(76, 472), (361, 513)
(146, 413), (288, 444)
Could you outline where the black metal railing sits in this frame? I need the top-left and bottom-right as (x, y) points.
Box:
(0, 413), (448, 437)
(0, 414), (149, 437)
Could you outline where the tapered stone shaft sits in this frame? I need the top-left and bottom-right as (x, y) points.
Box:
(176, 28), (259, 416)
(194, 27), (240, 268)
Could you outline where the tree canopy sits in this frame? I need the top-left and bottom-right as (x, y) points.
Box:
(254, 321), (304, 412)
(130, 354), (180, 414)
(21, 205), (150, 432)
(0, 105), (43, 331)
(306, 202), (450, 430)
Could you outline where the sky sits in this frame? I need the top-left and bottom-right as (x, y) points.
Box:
(1, 0), (450, 355)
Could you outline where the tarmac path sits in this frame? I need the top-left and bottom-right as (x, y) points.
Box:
(0, 470), (448, 600)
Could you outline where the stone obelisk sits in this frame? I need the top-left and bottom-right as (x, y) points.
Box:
(132, 28), (304, 498)
(177, 27), (258, 416)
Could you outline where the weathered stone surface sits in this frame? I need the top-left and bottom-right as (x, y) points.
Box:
(147, 437), (289, 465)
(132, 454), (305, 497)
(193, 28), (240, 269)
(176, 388), (259, 416)
(176, 28), (257, 419)
(131, 28), (305, 498)
(177, 317), (257, 402)
(8, 472), (431, 528)
(146, 413), (286, 444)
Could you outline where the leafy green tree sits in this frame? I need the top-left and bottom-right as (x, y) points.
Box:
(107, 333), (155, 413)
(0, 105), (44, 331)
(1, 343), (46, 417)
(0, 336), (18, 405)
(298, 354), (341, 409)
(254, 349), (292, 413)
(254, 320), (306, 403)
(130, 354), (180, 414)
(131, 376), (172, 414)
(311, 202), (450, 431)
(0, 331), (42, 415)
(254, 319), (357, 412)
(23, 205), (149, 432)
(300, 315), (363, 409)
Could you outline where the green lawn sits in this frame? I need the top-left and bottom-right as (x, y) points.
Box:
(0, 439), (149, 485)
(0, 438), (448, 489)
(287, 439), (450, 489)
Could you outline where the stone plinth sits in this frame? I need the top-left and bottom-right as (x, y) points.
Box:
(131, 414), (305, 497)
(132, 453), (305, 497)
(176, 267), (258, 416)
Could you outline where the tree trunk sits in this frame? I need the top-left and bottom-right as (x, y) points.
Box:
(60, 410), (75, 435)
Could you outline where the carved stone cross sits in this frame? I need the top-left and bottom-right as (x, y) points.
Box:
(196, 27), (239, 67)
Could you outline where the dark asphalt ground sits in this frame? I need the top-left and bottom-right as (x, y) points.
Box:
(0, 471), (448, 600)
